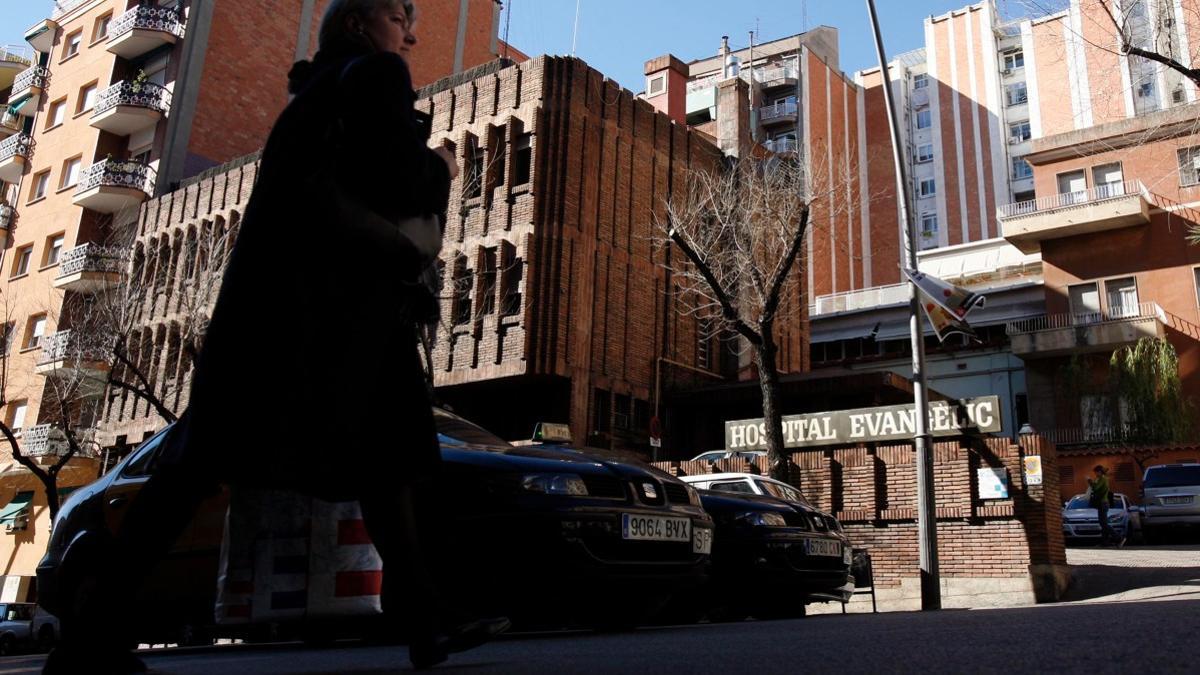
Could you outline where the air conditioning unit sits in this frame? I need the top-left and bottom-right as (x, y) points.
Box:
(1008, 137), (1021, 145)
(5, 514), (28, 533)
(1173, 87), (1186, 104)
(1002, 68), (1012, 76)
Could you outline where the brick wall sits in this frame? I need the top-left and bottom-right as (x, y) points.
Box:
(656, 433), (1069, 603)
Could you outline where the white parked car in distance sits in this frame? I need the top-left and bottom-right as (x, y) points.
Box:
(689, 450), (767, 464)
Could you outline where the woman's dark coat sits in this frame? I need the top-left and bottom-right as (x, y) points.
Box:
(168, 49), (451, 499)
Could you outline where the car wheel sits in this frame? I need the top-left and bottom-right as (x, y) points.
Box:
(37, 625), (56, 652)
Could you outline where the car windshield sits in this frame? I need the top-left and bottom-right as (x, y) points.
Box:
(710, 480), (755, 494)
(1144, 465), (1200, 488)
(1066, 495), (1126, 510)
(433, 410), (511, 447)
(757, 479), (808, 505)
(693, 452), (726, 462)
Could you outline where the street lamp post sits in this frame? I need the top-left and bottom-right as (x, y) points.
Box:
(864, 0), (941, 610)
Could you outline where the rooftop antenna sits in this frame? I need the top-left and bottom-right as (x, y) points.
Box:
(802, 0), (808, 32)
(571, 0), (582, 57)
(502, 0), (513, 60)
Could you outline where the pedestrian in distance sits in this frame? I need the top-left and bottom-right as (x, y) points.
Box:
(43, 1), (506, 672)
(1087, 464), (1122, 547)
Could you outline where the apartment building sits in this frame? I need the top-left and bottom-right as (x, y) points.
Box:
(0, 0), (519, 602)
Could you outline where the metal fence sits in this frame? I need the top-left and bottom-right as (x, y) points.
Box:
(1005, 301), (1163, 334)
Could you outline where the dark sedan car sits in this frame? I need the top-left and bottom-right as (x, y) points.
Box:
(37, 409), (713, 642)
(672, 474), (853, 621)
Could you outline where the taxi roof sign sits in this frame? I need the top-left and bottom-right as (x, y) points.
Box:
(533, 422), (572, 444)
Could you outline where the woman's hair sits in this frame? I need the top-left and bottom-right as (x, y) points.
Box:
(318, 0), (415, 53)
(1093, 464), (1106, 474)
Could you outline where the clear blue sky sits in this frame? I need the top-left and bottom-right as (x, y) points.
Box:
(1, 1), (1033, 92)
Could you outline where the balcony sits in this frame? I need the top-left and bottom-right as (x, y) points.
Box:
(0, 110), (22, 139)
(90, 80), (171, 136)
(8, 65), (50, 117)
(764, 137), (798, 155)
(760, 100), (798, 125)
(0, 133), (34, 184)
(1006, 302), (1167, 358)
(53, 243), (126, 293)
(998, 180), (1150, 253)
(73, 160), (156, 214)
(107, 5), (186, 60)
(0, 45), (32, 91)
(35, 330), (112, 377)
(22, 424), (99, 462)
(24, 19), (59, 54)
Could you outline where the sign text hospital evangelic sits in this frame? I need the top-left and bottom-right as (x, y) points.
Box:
(725, 396), (1002, 450)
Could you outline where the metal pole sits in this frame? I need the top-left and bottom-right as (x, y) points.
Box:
(864, 0), (940, 610)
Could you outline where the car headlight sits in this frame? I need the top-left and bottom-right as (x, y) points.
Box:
(685, 484), (701, 507)
(736, 511), (788, 527)
(521, 473), (588, 496)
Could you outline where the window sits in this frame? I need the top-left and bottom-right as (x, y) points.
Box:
(1068, 282), (1100, 323)
(512, 133), (532, 186)
(921, 213), (938, 236)
(24, 314), (46, 350)
(1137, 81), (1154, 98)
(1012, 157), (1033, 180)
(29, 171), (50, 202)
(913, 73), (929, 89)
(93, 13), (113, 42)
(1105, 276), (1139, 317)
(593, 388), (611, 434)
(1009, 120), (1031, 142)
(500, 241), (522, 315)
(710, 480), (756, 494)
(1092, 162), (1124, 196)
(463, 138), (483, 200)
(60, 157), (81, 189)
(1005, 82), (1028, 106)
(46, 98), (66, 129)
(450, 254), (472, 325)
(478, 246), (497, 315)
(1178, 146), (1200, 186)
(77, 82), (98, 114)
(916, 109), (932, 129)
(121, 430), (169, 478)
(648, 75), (666, 95)
(7, 401), (27, 435)
(1057, 169), (1088, 202)
(918, 178), (936, 197)
(1194, 267), (1200, 307)
(916, 144), (934, 163)
(44, 233), (65, 267)
(11, 245), (32, 277)
(0, 322), (13, 354)
(62, 30), (82, 59)
(1002, 49), (1024, 71)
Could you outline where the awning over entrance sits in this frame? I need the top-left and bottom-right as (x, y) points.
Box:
(0, 491), (32, 526)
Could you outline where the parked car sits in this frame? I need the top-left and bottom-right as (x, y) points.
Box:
(37, 409), (713, 642)
(689, 450), (767, 464)
(1141, 463), (1200, 541)
(1061, 492), (1140, 543)
(675, 473), (854, 621)
(0, 603), (59, 655)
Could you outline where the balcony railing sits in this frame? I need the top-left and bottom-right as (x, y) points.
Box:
(999, 180), (1144, 219)
(812, 283), (911, 316)
(0, 111), (21, 137)
(686, 74), (720, 93)
(38, 329), (112, 368)
(51, 0), (93, 19)
(1006, 302), (1164, 335)
(76, 160), (156, 196)
(11, 65), (50, 93)
(57, 243), (126, 278)
(0, 133), (34, 184)
(93, 80), (172, 117)
(0, 44), (33, 66)
(761, 101), (799, 122)
(764, 138), (798, 155)
(22, 424), (99, 460)
(109, 4), (186, 42)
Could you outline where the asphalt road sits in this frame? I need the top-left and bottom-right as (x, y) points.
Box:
(2, 595), (1197, 675)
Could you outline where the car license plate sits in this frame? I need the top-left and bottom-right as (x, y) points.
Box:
(693, 527), (713, 555)
(622, 514), (690, 542)
(804, 538), (841, 557)
(1164, 496), (1194, 505)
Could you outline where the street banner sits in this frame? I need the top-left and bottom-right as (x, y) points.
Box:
(921, 291), (978, 343)
(904, 269), (985, 318)
(725, 395), (1002, 450)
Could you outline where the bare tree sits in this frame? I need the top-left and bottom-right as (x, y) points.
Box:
(657, 156), (812, 480)
(0, 293), (105, 520)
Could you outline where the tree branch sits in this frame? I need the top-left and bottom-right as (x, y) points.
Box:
(107, 377), (178, 424)
(762, 207), (810, 325)
(668, 228), (763, 346)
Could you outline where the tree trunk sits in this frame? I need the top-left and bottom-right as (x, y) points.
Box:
(754, 340), (790, 482)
